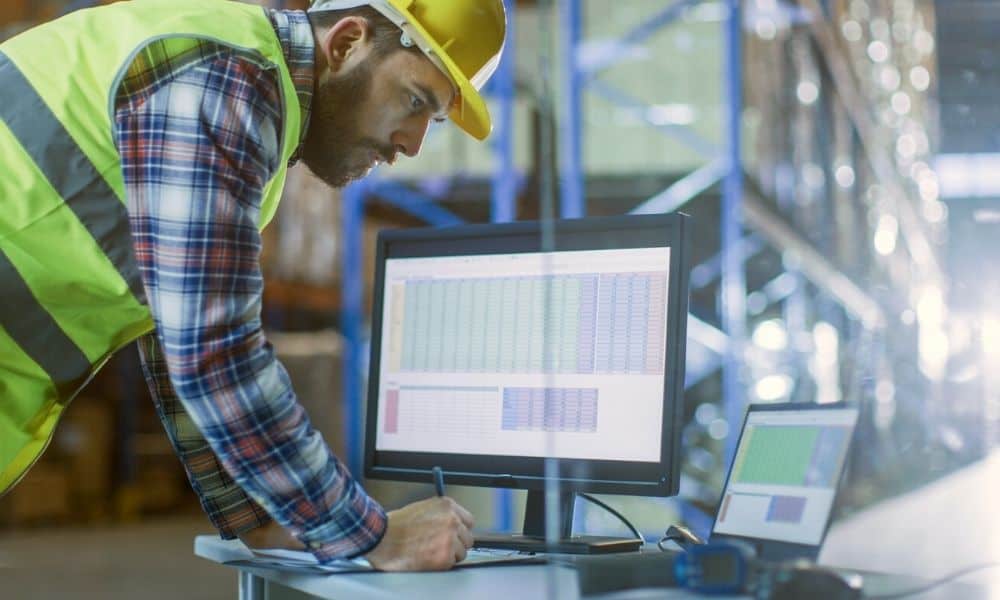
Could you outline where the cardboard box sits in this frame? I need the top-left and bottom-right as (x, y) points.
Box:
(56, 397), (113, 519)
(1, 460), (71, 527)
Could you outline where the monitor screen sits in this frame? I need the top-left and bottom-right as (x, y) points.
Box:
(711, 405), (859, 546)
(374, 246), (669, 463)
(364, 214), (690, 497)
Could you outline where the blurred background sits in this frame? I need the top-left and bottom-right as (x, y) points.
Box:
(1, 0), (998, 598)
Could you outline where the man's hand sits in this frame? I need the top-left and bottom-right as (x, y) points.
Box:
(364, 496), (475, 571)
(237, 520), (306, 550)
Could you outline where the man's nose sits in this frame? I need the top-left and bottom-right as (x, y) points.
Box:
(390, 115), (432, 158)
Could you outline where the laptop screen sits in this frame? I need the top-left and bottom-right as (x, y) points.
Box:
(712, 405), (859, 547)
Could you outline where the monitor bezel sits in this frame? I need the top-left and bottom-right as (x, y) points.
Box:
(363, 213), (690, 498)
(708, 401), (861, 561)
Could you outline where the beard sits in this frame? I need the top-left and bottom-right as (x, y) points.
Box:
(300, 56), (395, 188)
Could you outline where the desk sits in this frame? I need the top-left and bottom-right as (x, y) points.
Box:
(195, 535), (991, 600)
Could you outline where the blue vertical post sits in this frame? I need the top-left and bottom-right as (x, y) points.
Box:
(492, 0), (517, 532)
(491, 0), (518, 225)
(721, 0), (746, 468)
(559, 0), (585, 219)
(341, 181), (367, 478)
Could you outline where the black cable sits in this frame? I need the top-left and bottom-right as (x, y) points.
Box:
(577, 493), (644, 542)
(656, 533), (685, 553)
(864, 562), (1000, 599)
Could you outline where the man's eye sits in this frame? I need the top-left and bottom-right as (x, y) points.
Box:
(410, 94), (425, 111)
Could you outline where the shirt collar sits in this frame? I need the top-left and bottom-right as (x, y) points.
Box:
(268, 9), (315, 166)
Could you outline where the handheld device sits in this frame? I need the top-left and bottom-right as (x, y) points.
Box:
(674, 543), (752, 595)
(675, 544), (863, 598)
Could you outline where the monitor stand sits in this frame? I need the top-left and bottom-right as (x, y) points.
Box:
(473, 490), (643, 554)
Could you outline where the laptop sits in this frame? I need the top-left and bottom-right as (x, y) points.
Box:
(708, 402), (860, 561)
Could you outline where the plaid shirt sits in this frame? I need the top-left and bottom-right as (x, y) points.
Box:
(115, 9), (386, 561)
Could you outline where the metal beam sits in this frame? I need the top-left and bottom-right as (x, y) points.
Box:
(761, 272), (800, 304)
(491, 0), (518, 224)
(688, 314), (729, 356)
(631, 157), (728, 215)
(341, 180), (367, 478)
(559, 0), (585, 218)
(579, 0), (704, 76)
(721, 0), (746, 469)
(369, 180), (465, 227)
(492, 0), (518, 532)
(685, 314), (728, 388)
(690, 235), (766, 290)
(743, 193), (886, 329)
(589, 78), (719, 158)
(616, 0), (703, 58)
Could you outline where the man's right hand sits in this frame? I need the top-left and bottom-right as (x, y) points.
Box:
(364, 496), (475, 571)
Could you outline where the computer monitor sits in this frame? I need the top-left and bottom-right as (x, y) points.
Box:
(364, 214), (690, 553)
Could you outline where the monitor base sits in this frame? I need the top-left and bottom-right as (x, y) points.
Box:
(473, 533), (642, 554)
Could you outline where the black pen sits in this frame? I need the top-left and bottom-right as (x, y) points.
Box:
(432, 466), (445, 497)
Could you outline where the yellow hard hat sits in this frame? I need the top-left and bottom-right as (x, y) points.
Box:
(309, 0), (507, 140)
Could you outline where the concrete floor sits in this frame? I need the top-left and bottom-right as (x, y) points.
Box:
(0, 515), (234, 599)
(821, 449), (1000, 593)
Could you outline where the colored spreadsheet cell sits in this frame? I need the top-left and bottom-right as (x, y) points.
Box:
(394, 272), (667, 376)
(384, 390), (400, 434)
(733, 425), (853, 489)
(594, 272), (668, 375)
(805, 426), (851, 487)
(388, 386), (500, 438)
(733, 426), (819, 486)
(501, 387), (598, 433)
(718, 493), (733, 522)
(766, 495), (807, 523)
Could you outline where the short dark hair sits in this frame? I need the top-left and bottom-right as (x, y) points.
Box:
(307, 6), (422, 61)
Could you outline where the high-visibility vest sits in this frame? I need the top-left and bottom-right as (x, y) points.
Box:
(0, 0), (303, 494)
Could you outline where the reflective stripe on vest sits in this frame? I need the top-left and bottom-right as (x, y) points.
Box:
(0, 53), (146, 304)
(0, 51), (143, 395)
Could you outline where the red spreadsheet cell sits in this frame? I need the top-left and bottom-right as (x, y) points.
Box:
(385, 390), (399, 433)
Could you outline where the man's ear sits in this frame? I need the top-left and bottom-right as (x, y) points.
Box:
(319, 16), (370, 75)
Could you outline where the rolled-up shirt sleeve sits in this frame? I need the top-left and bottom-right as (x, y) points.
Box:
(116, 50), (386, 561)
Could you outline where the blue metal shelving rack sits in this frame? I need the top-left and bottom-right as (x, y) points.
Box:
(340, 0), (746, 539)
(557, 0), (744, 538)
(339, 0), (520, 531)
(338, 0), (746, 539)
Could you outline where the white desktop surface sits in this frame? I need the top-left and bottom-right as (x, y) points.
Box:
(194, 535), (993, 600)
(194, 536), (719, 600)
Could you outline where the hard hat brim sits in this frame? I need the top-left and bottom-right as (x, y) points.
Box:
(388, 2), (493, 141)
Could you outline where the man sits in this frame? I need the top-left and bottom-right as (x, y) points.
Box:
(0, 0), (506, 571)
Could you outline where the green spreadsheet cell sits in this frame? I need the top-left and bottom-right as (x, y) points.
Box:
(733, 426), (820, 486)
